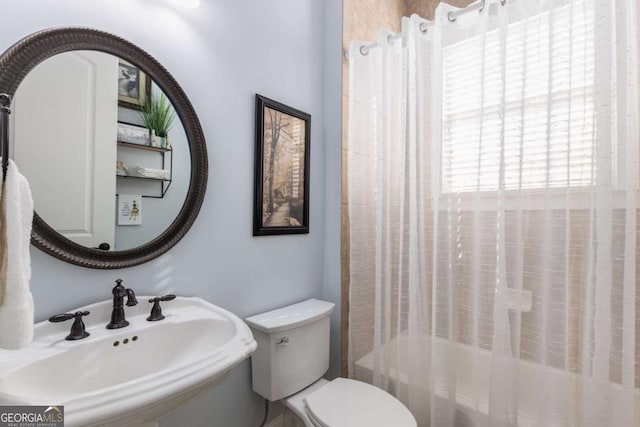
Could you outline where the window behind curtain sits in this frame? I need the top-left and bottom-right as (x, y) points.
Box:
(441, 2), (598, 193)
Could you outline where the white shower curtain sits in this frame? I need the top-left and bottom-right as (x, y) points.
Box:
(347, 1), (639, 426)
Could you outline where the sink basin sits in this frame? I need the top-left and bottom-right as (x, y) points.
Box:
(0, 297), (257, 426)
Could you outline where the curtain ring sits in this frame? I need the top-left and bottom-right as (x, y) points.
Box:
(479, 0), (486, 12)
(448, 11), (457, 22)
(501, 0), (507, 5)
(419, 22), (428, 33)
(359, 45), (369, 56)
(387, 34), (394, 45)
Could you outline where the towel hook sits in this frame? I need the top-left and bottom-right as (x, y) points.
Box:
(0, 93), (11, 181)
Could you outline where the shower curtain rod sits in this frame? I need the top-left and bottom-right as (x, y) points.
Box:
(448, 0), (508, 21)
(353, 0), (507, 56)
(358, 32), (410, 56)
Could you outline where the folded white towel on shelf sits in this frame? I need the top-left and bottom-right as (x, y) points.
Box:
(0, 159), (34, 350)
(133, 167), (170, 181)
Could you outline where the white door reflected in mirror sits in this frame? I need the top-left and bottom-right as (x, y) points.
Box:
(13, 51), (118, 249)
(11, 51), (191, 251)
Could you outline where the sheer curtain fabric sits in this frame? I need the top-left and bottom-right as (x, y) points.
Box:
(347, 1), (639, 426)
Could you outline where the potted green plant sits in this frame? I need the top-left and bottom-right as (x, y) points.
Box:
(140, 92), (176, 149)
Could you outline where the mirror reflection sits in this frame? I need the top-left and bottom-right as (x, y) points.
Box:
(10, 51), (191, 251)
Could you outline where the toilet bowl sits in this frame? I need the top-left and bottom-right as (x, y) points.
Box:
(283, 377), (416, 427)
(246, 299), (416, 427)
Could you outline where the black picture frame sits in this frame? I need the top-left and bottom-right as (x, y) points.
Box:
(118, 59), (152, 110)
(253, 94), (311, 236)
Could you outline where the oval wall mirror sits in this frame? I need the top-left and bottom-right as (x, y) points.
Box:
(0, 28), (208, 269)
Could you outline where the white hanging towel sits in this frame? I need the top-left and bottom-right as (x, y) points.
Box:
(0, 159), (34, 349)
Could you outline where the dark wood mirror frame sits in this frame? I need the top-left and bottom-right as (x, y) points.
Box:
(0, 27), (208, 269)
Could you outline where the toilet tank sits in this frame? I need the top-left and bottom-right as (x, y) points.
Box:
(245, 299), (335, 401)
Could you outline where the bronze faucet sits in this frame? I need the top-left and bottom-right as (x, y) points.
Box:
(106, 279), (138, 329)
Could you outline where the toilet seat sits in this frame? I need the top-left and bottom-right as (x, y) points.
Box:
(303, 378), (417, 427)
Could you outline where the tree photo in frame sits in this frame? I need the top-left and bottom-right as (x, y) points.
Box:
(253, 95), (310, 236)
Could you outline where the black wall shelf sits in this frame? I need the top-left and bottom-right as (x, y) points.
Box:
(116, 141), (172, 198)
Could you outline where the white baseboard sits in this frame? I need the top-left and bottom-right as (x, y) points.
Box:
(264, 414), (283, 427)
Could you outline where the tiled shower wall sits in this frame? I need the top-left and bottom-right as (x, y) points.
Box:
(407, 0), (474, 19)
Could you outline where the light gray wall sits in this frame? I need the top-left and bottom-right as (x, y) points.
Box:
(0, 0), (342, 426)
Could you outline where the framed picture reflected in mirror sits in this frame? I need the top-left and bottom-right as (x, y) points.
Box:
(118, 59), (151, 110)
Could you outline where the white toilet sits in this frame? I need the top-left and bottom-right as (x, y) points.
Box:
(246, 299), (417, 427)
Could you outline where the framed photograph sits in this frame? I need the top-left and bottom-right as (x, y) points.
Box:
(118, 194), (142, 226)
(253, 95), (311, 236)
(117, 122), (150, 146)
(118, 59), (151, 110)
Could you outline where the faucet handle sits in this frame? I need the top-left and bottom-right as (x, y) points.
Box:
(49, 313), (75, 323)
(49, 311), (90, 340)
(112, 279), (126, 297)
(147, 295), (176, 321)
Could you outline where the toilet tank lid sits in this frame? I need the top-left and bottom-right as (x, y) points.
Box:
(245, 299), (335, 333)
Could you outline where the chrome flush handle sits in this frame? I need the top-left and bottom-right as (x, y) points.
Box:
(276, 337), (289, 347)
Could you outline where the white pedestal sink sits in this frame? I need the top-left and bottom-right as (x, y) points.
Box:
(0, 297), (257, 426)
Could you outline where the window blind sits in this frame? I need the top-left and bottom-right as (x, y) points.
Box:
(442, 2), (598, 193)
